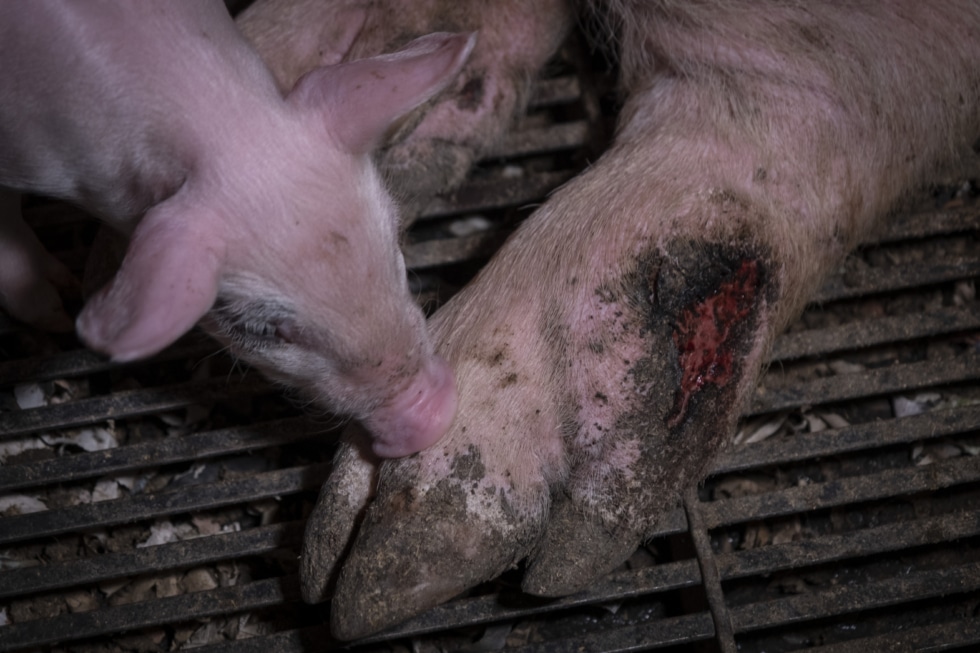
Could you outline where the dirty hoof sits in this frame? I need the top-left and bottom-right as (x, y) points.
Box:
(301, 174), (779, 637)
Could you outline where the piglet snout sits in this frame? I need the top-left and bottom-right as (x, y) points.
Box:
(363, 355), (457, 458)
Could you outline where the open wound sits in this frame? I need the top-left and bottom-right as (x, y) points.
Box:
(664, 258), (763, 429)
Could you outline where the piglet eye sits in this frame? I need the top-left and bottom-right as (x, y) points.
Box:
(209, 297), (299, 348)
(240, 319), (278, 341)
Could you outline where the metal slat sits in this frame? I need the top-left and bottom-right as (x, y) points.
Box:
(0, 338), (216, 387)
(701, 453), (980, 529)
(0, 576), (298, 652)
(414, 170), (576, 221)
(813, 259), (980, 304)
(0, 377), (272, 440)
(0, 417), (323, 492)
(195, 511), (980, 652)
(505, 613), (716, 653)
(684, 489), (737, 653)
(488, 121), (590, 159)
(0, 464), (329, 547)
(717, 405), (980, 474)
(0, 561), (704, 652)
(806, 617), (980, 652)
(195, 626), (330, 653)
(0, 522), (302, 601)
(528, 76), (581, 108)
(770, 303), (980, 362)
(875, 203), (980, 243)
(405, 229), (511, 269)
(749, 349), (980, 415)
(715, 510), (980, 581)
(357, 558), (703, 645)
(730, 559), (980, 633)
(201, 614), (718, 653)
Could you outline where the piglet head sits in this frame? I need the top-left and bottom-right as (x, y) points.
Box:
(77, 32), (476, 457)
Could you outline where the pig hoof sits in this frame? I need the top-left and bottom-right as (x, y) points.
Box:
(307, 234), (776, 638)
(300, 437), (377, 604)
(521, 500), (641, 597)
(329, 440), (548, 640)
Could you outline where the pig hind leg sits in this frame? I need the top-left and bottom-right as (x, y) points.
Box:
(305, 0), (980, 637)
(529, 0), (980, 593)
(525, 241), (775, 594)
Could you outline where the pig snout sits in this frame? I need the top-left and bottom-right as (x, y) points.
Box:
(361, 354), (457, 458)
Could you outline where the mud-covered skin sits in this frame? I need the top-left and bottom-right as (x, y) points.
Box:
(286, 0), (980, 639)
(524, 244), (772, 596)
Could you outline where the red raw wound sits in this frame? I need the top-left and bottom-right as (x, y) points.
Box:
(666, 259), (760, 428)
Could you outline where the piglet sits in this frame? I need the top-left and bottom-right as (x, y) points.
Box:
(0, 1), (475, 457)
(283, 0), (980, 638)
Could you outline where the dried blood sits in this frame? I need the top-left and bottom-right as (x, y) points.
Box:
(666, 259), (760, 428)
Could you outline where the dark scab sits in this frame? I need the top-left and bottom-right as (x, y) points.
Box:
(588, 340), (605, 354)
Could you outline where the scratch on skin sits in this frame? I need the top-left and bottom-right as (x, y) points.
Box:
(667, 259), (760, 428)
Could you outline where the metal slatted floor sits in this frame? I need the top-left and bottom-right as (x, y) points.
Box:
(1, 52), (979, 653)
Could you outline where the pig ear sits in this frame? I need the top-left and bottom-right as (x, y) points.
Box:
(288, 31), (477, 154)
(76, 204), (225, 363)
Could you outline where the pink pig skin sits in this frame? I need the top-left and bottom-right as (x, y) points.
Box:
(243, 0), (980, 639)
(0, 1), (475, 458)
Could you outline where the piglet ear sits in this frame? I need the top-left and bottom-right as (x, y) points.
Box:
(76, 203), (225, 363)
(289, 31), (477, 154)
